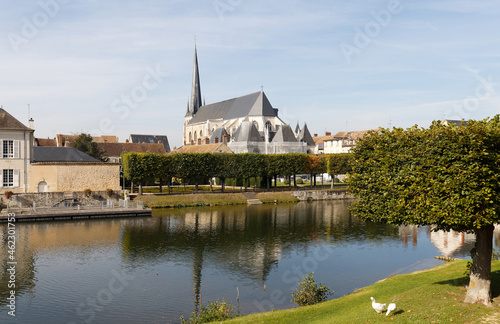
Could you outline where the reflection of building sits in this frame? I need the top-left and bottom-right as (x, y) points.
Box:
(429, 229), (475, 257)
(399, 225), (419, 248)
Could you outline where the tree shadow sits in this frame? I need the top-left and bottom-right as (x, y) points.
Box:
(434, 268), (500, 299)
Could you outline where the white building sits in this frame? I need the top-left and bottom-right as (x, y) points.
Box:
(324, 129), (377, 154)
(0, 108), (34, 193)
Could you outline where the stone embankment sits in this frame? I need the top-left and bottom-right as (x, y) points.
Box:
(293, 190), (355, 201)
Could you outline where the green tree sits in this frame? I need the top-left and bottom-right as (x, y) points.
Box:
(347, 118), (500, 306)
(326, 153), (352, 188)
(71, 133), (108, 162)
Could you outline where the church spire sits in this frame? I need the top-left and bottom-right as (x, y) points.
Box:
(189, 45), (202, 116)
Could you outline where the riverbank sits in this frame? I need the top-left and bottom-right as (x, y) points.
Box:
(133, 189), (355, 208)
(135, 191), (300, 208)
(216, 260), (500, 323)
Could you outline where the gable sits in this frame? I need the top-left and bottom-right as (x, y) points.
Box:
(0, 108), (32, 131)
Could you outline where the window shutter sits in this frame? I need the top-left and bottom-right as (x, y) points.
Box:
(14, 140), (20, 158)
(13, 169), (20, 187)
(0, 170), (3, 187)
(0, 140), (3, 159)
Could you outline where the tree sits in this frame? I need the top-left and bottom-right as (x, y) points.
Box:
(326, 153), (352, 188)
(71, 133), (108, 162)
(305, 155), (324, 188)
(347, 118), (500, 306)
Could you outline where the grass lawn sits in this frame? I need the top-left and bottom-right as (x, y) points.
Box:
(213, 260), (500, 324)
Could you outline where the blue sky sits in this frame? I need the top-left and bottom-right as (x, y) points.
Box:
(1, 0), (500, 147)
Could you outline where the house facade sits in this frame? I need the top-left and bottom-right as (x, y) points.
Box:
(0, 108), (34, 193)
(323, 129), (377, 154)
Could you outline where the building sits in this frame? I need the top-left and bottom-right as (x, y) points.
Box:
(182, 47), (312, 154)
(312, 132), (334, 154)
(0, 108), (34, 193)
(30, 146), (120, 192)
(35, 134), (119, 147)
(323, 129), (377, 154)
(96, 142), (167, 163)
(129, 134), (171, 153)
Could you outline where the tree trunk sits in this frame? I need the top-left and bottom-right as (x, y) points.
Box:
(139, 182), (143, 195)
(464, 224), (494, 306)
(221, 179), (225, 193)
(131, 181), (134, 194)
(331, 175), (334, 189)
(159, 178), (163, 193)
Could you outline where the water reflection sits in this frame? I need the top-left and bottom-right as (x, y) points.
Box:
(0, 201), (493, 323)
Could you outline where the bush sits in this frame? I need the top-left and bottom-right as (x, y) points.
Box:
(291, 272), (333, 306)
(284, 179), (290, 185)
(4, 191), (13, 200)
(84, 189), (92, 197)
(106, 189), (114, 197)
(296, 179), (304, 184)
(180, 298), (240, 324)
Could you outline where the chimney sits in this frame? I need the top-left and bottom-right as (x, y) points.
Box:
(223, 134), (228, 144)
(29, 118), (34, 130)
(314, 134), (318, 137)
(325, 132), (331, 136)
(125, 139), (129, 143)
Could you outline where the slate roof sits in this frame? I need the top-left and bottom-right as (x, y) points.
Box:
(232, 121), (263, 143)
(0, 108), (32, 131)
(272, 124), (298, 143)
(188, 91), (277, 125)
(442, 119), (469, 127)
(209, 127), (230, 144)
(170, 143), (233, 154)
(130, 134), (171, 152)
(298, 124), (315, 146)
(33, 147), (100, 163)
(96, 142), (166, 158)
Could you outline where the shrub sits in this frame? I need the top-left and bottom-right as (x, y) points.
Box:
(284, 179), (290, 185)
(180, 298), (240, 324)
(4, 191), (13, 200)
(106, 189), (114, 197)
(84, 189), (92, 197)
(291, 272), (333, 306)
(296, 179), (304, 184)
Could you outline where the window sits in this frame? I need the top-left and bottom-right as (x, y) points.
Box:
(2, 140), (19, 159)
(3, 140), (13, 158)
(3, 169), (13, 187)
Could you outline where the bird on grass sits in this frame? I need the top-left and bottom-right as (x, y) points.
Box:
(370, 297), (386, 314)
(386, 303), (397, 317)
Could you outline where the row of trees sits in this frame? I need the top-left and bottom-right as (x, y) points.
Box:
(122, 152), (352, 194)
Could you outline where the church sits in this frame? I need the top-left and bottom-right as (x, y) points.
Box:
(182, 47), (315, 154)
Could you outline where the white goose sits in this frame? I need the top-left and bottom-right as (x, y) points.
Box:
(386, 303), (397, 317)
(370, 297), (386, 314)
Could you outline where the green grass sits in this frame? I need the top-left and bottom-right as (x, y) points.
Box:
(136, 193), (247, 208)
(215, 260), (500, 324)
(256, 192), (300, 204)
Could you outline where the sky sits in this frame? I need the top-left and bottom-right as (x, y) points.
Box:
(1, 0), (500, 148)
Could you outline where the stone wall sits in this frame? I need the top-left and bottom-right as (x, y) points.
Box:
(293, 190), (355, 201)
(11, 190), (124, 207)
(30, 163), (120, 192)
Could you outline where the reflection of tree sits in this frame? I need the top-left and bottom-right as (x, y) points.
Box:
(120, 201), (402, 286)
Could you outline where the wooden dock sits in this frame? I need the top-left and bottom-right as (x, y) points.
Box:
(0, 208), (152, 222)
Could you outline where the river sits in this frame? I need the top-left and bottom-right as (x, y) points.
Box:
(0, 200), (489, 323)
